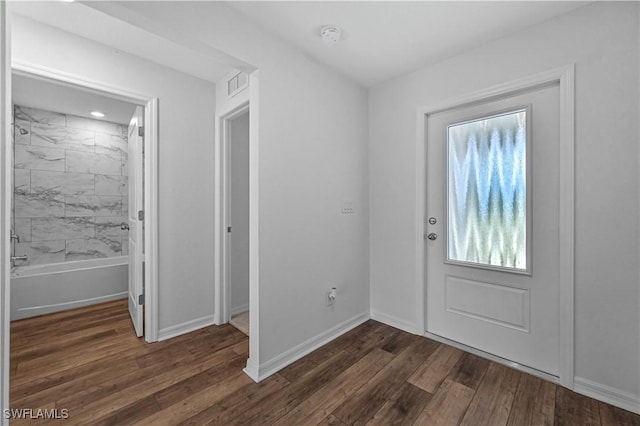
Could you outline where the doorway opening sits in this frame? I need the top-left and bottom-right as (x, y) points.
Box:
(7, 64), (159, 343)
(220, 105), (250, 336)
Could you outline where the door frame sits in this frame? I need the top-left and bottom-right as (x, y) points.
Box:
(4, 60), (160, 344)
(1, 2), (11, 419)
(214, 70), (260, 381)
(415, 65), (575, 389)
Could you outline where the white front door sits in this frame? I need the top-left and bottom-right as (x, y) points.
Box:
(426, 83), (560, 375)
(127, 106), (144, 337)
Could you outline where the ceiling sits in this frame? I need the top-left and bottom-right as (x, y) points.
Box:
(229, 1), (590, 87)
(10, 1), (590, 89)
(13, 73), (137, 124)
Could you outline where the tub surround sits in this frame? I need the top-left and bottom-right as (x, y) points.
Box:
(10, 257), (128, 320)
(12, 105), (130, 265)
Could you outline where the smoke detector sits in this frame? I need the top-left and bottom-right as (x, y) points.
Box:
(320, 26), (342, 43)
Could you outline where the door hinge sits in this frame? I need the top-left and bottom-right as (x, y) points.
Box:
(138, 210), (144, 221)
(138, 293), (145, 305)
(227, 226), (232, 233)
(138, 126), (144, 137)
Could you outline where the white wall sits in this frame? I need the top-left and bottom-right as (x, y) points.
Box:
(369, 1), (639, 407)
(229, 112), (250, 314)
(117, 2), (370, 368)
(11, 16), (218, 333)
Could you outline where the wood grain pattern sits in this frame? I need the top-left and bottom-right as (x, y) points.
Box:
(9, 300), (640, 425)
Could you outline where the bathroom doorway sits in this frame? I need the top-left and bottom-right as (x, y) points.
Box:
(8, 67), (159, 341)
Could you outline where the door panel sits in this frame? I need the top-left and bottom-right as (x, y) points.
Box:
(128, 106), (144, 337)
(426, 84), (560, 375)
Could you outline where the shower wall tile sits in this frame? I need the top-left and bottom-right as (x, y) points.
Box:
(14, 145), (65, 172)
(14, 106), (65, 126)
(13, 105), (129, 266)
(15, 193), (65, 218)
(14, 119), (31, 145)
(67, 116), (124, 136)
(96, 216), (128, 239)
(66, 150), (122, 175)
(95, 174), (127, 196)
(122, 196), (129, 217)
(121, 154), (129, 176)
(32, 217), (95, 241)
(122, 238), (129, 255)
(15, 240), (66, 266)
(65, 195), (122, 217)
(31, 123), (95, 152)
(14, 169), (30, 195)
(14, 218), (31, 243)
(95, 133), (127, 157)
(31, 170), (94, 196)
(65, 237), (121, 261)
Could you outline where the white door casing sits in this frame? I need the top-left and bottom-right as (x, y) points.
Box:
(426, 83), (561, 376)
(128, 106), (144, 337)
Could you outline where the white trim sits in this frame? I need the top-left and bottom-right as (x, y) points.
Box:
(0, 4), (11, 422)
(143, 98), (159, 343)
(424, 331), (559, 384)
(574, 377), (640, 415)
(370, 310), (419, 335)
(243, 357), (260, 382)
(157, 315), (216, 342)
(249, 311), (369, 383)
(14, 292), (127, 320)
(417, 65), (575, 388)
(6, 61), (161, 343)
(246, 71), (260, 379)
(230, 303), (249, 317)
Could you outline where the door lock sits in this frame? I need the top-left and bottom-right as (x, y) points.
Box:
(428, 217), (437, 225)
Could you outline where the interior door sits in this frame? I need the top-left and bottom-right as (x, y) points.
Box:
(127, 106), (144, 337)
(426, 83), (560, 375)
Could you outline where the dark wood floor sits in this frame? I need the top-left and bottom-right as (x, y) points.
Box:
(10, 300), (640, 425)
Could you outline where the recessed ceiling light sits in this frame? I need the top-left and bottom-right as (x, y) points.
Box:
(90, 111), (105, 118)
(320, 26), (342, 44)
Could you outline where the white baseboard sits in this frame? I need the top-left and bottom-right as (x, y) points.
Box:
(247, 311), (370, 383)
(370, 310), (418, 334)
(13, 292), (127, 320)
(243, 357), (260, 382)
(158, 314), (216, 341)
(574, 377), (640, 414)
(230, 303), (249, 317)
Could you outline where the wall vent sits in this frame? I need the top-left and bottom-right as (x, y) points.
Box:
(227, 72), (249, 98)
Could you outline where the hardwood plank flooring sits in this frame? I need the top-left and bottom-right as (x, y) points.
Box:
(9, 300), (640, 425)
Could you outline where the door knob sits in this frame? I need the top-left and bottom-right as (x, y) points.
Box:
(121, 223), (130, 231)
(427, 233), (437, 241)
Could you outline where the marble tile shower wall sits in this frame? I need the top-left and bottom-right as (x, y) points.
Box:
(12, 105), (129, 266)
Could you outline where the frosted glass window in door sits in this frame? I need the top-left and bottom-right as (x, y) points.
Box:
(447, 109), (528, 270)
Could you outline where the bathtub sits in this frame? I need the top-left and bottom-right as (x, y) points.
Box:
(11, 256), (128, 320)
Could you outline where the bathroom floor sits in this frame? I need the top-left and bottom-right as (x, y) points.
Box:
(229, 311), (249, 336)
